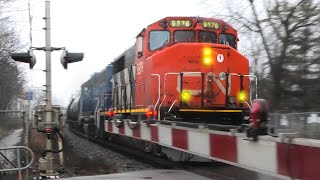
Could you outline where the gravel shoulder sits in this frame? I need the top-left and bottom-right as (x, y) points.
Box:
(28, 127), (155, 179)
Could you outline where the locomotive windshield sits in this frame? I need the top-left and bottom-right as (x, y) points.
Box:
(219, 34), (236, 49)
(149, 30), (170, 51)
(148, 29), (237, 51)
(174, 30), (195, 43)
(199, 31), (217, 43)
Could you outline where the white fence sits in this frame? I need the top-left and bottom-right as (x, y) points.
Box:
(269, 112), (320, 139)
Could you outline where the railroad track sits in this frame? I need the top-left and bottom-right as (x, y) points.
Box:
(68, 126), (239, 180)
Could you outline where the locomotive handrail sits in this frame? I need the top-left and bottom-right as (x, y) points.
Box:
(244, 102), (252, 109)
(159, 72), (204, 120)
(178, 72), (204, 108)
(168, 100), (178, 113)
(229, 73), (258, 105)
(179, 72), (203, 76)
(243, 74), (258, 102)
(159, 73), (180, 120)
(151, 74), (161, 119)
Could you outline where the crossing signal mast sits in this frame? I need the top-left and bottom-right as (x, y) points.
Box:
(10, 0), (83, 177)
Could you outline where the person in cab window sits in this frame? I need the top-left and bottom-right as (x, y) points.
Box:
(220, 36), (229, 45)
(219, 34), (236, 49)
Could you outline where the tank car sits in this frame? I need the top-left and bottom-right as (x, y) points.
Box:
(67, 64), (113, 130)
(66, 96), (80, 123)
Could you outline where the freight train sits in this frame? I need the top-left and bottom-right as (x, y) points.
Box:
(67, 16), (255, 136)
(64, 17), (320, 180)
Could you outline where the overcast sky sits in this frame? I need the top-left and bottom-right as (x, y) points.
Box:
(9, 0), (227, 106)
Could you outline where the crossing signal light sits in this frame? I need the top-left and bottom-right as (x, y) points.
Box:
(10, 51), (36, 69)
(60, 50), (84, 69)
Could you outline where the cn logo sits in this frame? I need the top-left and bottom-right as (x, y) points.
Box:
(217, 54), (224, 63)
(136, 61), (144, 76)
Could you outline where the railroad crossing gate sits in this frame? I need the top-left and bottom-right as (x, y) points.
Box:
(103, 115), (320, 180)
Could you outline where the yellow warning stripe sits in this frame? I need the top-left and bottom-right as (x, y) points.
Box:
(100, 108), (242, 115)
(179, 109), (242, 113)
(100, 108), (149, 115)
(117, 108), (149, 113)
(100, 112), (107, 115)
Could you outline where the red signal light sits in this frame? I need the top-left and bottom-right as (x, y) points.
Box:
(45, 127), (52, 134)
(146, 105), (157, 119)
(107, 108), (115, 117)
(146, 110), (153, 118)
(153, 110), (158, 116)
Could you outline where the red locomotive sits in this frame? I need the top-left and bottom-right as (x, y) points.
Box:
(106, 16), (251, 125)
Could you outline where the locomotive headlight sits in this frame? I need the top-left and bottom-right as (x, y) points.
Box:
(181, 90), (192, 102)
(237, 91), (247, 103)
(202, 47), (213, 66)
(203, 57), (212, 65)
(203, 47), (212, 56)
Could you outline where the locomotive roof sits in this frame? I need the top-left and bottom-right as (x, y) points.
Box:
(148, 16), (234, 29)
(113, 45), (135, 63)
(112, 45), (135, 74)
(81, 64), (112, 88)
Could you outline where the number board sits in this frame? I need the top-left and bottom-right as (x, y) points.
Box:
(169, 20), (192, 28)
(202, 21), (220, 29)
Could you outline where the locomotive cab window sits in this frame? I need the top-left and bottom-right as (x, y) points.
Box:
(149, 30), (170, 51)
(174, 30), (195, 43)
(219, 34), (236, 49)
(199, 31), (217, 43)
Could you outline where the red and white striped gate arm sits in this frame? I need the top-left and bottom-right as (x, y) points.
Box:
(104, 120), (320, 180)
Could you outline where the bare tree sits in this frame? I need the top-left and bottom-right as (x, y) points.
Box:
(0, 0), (26, 112)
(31, 89), (45, 107)
(217, 0), (320, 111)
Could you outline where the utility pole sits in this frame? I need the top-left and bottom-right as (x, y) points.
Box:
(44, 0), (54, 176)
(11, 1), (83, 177)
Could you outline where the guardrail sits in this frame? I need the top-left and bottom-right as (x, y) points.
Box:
(0, 146), (34, 180)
